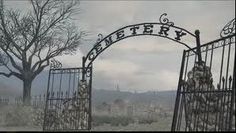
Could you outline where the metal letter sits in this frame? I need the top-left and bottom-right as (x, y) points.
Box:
(116, 30), (125, 40)
(158, 25), (170, 36)
(130, 25), (140, 35)
(143, 24), (154, 34)
(105, 36), (113, 46)
(175, 30), (187, 41)
(95, 43), (103, 54)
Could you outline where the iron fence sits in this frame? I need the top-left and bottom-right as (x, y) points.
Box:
(172, 34), (235, 131)
(0, 94), (46, 109)
(43, 67), (92, 131)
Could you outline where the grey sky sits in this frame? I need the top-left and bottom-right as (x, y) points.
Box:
(72, 0), (235, 92)
(0, 0), (235, 94)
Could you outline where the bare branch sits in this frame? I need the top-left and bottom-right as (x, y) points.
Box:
(0, 71), (14, 77)
(0, 10), (23, 52)
(26, 0), (77, 51)
(0, 47), (23, 73)
(0, 51), (22, 79)
(0, 71), (22, 79)
(32, 59), (49, 79)
(0, 0), (83, 101)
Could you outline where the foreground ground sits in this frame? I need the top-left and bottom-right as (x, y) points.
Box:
(0, 117), (172, 131)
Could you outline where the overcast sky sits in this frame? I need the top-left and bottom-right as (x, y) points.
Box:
(1, 0), (235, 94)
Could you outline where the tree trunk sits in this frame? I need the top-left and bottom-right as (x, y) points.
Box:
(23, 79), (32, 105)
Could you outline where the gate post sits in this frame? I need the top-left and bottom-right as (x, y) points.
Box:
(171, 50), (186, 131)
(43, 68), (52, 131)
(82, 56), (86, 81)
(88, 64), (93, 130)
(195, 30), (202, 63)
(229, 53), (235, 130)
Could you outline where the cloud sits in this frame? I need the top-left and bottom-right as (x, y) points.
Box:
(1, 0), (235, 93)
(54, 50), (84, 68)
(157, 70), (179, 89)
(77, 1), (234, 92)
(95, 59), (140, 77)
(114, 36), (184, 53)
(92, 58), (180, 91)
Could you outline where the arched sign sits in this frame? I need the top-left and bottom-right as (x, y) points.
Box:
(82, 13), (202, 80)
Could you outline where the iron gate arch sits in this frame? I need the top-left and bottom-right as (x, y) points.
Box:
(43, 13), (235, 131)
(78, 13), (204, 130)
(82, 13), (202, 78)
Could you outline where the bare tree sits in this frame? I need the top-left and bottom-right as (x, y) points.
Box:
(0, 0), (84, 105)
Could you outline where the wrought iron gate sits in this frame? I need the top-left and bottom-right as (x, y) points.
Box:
(171, 32), (235, 131)
(43, 61), (92, 131)
(41, 14), (234, 131)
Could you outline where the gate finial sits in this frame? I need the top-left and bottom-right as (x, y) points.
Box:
(159, 13), (174, 26)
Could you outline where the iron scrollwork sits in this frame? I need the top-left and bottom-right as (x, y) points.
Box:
(85, 65), (92, 77)
(50, 59), (62, 69)
(220, 18), (235, 37)
(93, 34), (104, 47)
(159, 13), (174, 26)
(97, 34), (103, 43)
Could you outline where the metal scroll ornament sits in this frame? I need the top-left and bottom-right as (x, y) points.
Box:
(93, 34), (103, 47)
(97, 34), (103, 43)
(159, 13), (174, 26)
(50, 59), (62, 69)
(220, 18), (235, 37)
(0, 51), (9, 66)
